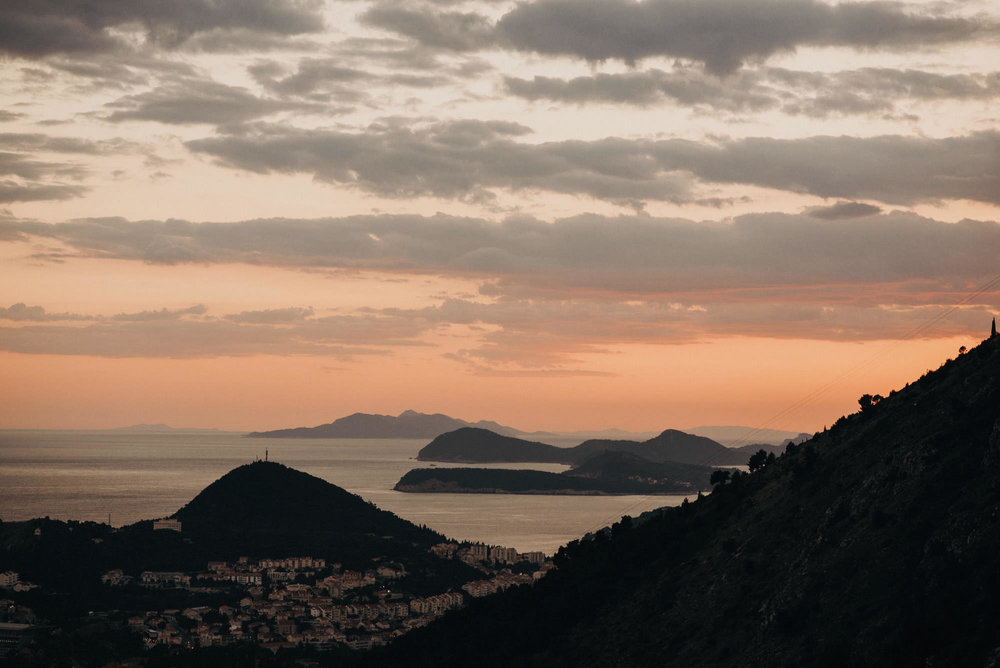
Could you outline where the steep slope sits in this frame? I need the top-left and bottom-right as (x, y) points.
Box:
(247, 409), (520, 438)
(365, 335), (1000, 667)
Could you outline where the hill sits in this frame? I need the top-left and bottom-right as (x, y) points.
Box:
(572, 428), (757, 465)
(417, 427), (573, 463)
(417, 427), (761, 466)
(247, 409), (521, 439)
(0, 462), (479, 616)
(171, 461), (445, 558)
(394, 452), (713, 495)
(364, 334), (1000, 666)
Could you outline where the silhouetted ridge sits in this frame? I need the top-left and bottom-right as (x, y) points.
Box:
(418, 425), (754, 466)
(248, 410), (520, 439)
(367, 335), (1000, 667)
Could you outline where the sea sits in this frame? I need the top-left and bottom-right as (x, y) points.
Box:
(0, 430), (690, 555)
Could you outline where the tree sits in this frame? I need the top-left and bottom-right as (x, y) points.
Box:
(859, 393), (882, 413)
(748, 449), (770, 473)
(710, 469), (732, 487)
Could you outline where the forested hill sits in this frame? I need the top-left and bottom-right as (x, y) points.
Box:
(172, 461), (445, 559)
(364, 335), (1000, 667)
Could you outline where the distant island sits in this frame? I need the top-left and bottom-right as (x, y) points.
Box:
(111, 423), (227, 434)
(417, 427), (785, 467)
(395, 452), (714, 495)
(246, 409), (523, 439)
(246, 409), (662, 441)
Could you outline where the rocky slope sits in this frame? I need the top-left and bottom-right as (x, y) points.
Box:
(365, 334), (1000, 667)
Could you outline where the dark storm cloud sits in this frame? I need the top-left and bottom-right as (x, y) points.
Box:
(495, 0), (994, 74)
(0, 0), (325, 58)
(505, 67), (1000, 116)
(105, 79), (320, 126)
(185, 121), (1000, 205)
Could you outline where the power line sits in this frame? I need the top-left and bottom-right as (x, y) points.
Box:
(579, 272), (1000, 538)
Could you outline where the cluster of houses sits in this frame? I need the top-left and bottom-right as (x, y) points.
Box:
(104, 542), (553, 652)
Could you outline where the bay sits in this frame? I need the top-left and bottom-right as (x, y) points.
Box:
(0, 430), (689, 554)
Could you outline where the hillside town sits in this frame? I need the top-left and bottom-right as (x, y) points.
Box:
(96, 542), (553, 652)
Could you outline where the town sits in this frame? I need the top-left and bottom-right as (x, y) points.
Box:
(93, 542), (553, 652)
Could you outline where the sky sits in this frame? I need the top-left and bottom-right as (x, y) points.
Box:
(1, 0), (998, 433)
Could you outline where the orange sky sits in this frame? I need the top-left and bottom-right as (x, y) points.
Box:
(1, 0), (998, 433)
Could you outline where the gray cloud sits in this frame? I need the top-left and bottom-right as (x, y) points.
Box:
(249, 58), (370, 98)
(105, 79), (319, 126)
(0, 0), (324, 58)
(0, 148), (90, 203)
(0, 301), (430, 358)
(0, 303), (94, 321)
(505, 67), (1000, 116)
(495, 0), (995, 74)
(0, 181), (87, 203)
(2, 207), (997, 363)
(226, 307), (315, 324)
(185, 121), (1000, 205)
(0, 133), (137, 155)
(361, 3), (495, 52)
(111, 304), (208, 322)
(6, 212), (999, 300)
(808, 201), (883, 220)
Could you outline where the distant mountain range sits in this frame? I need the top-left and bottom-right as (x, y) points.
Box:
(247, 410), (524, 439)
(247, 410), (661, 441)
(417, 427), (784, 467)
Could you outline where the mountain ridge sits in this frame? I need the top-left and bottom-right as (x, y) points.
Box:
(417, 427), (783, 466)
(365, 334), (1000, 666)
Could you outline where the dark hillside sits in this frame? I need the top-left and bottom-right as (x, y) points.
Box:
(171, 461), (446, 562)
(365, 335), (1000, 667)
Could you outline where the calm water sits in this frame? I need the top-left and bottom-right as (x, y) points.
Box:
(0, 430), (688, 554)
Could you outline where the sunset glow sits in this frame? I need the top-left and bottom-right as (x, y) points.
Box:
(2, 0), (998, 433)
